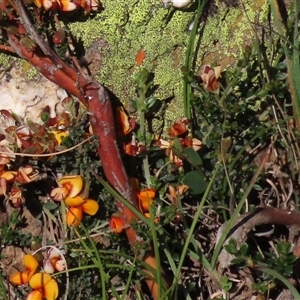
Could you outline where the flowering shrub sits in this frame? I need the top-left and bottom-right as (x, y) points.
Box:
(51, 175), (99, 226)
(10, 252), (60, 300)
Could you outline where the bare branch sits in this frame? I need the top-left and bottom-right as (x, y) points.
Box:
(216, 207), (300, 269)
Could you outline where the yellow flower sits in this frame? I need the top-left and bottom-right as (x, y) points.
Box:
(65, 195), (99, 226)
(50, 130), (68, 145)
(26, 273), (58, 300)
(50, 175), (83, 201)
(10, 254), (38, 285)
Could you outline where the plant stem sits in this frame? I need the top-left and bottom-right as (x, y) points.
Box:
(138, 90), (152, 188)
(183, 0), (208, 118)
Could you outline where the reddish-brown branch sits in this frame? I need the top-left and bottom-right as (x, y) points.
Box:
(87, 82), (140, 241)
(87, 82), (167, 300)
(7, 34), (88, 108)
(14, 0), (88, 89)
(0, 44), (14, 53)
(3, 2), (168, 297)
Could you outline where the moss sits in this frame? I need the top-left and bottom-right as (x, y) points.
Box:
(68, 0), (269, 118)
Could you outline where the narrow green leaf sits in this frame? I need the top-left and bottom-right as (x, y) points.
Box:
(183, 147), (203, 166)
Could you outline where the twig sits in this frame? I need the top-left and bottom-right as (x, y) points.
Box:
(13, 0), (89, 89)
(7, 34), (88, 106)
(0, 45), (14, 53)
(0, 137), (93, 157)
(216, 207), (300, 269)
(13, 0), (52, 56)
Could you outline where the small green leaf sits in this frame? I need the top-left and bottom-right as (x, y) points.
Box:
(224, 238), (238, 255)
(276, 62), (286, 70)
(146, 96), (157, 109)
(275, 72), (286, 81)
(230, 258), (246, 265)
(240, 243), (249, 256)
(220, 276), (232, 292)
(41, 112), (50, 123)
(187, 282), (196, 292)
(129, 99), (137, 111)
(182, 170), (207, 195)
(43, 202), (58, 211)
(172, 138), (184, 152)
(252, 282), (268, 294)
(183, 147), (203, 166)
(276, 241), (291, 255)
(253, 184), (262, 191)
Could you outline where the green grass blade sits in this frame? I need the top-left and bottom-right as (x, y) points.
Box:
(171, 165), (220, 294)
(270, 0), (300, 125)
(211, 145), (272, 269)
(74, 228), (108, 300)
(183, 0), (208, 118)
(121, 255), (137, 300)
(149, 209), (162, 298)
(256, 266), (300, 298)
(90, 168), (150, 225)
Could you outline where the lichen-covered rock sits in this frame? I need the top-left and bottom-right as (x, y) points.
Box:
(69, 0), (194, 112)
(0, 0), (269, 122)
(68, 0), (268, 117)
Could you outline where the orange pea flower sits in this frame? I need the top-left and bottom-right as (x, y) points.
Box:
(16, 166), (40, 184)
(9, 187), (25, 208)
(78, 0), (100, 12)
(26, 273), (58, 300)
(1, 170), (17, 182)
(109, 214), (124, 234)
(10, 254), (39, 285)
(34, 0), (77, 11)
(159, 139), (183, 167)
(167, 118), (190, 137)
(115, 106), (134, 136)
(14, 125), (32, 149)
(198, 65), (221, 91)
(181, 137), (202, 151)
(130, 178), (156, 217)
(123, 135), (146, 156)
(65, 195), (99, 226)
(138, 188), (156, 213)
(43, 248), (66, 274)
(50, 175), (83, 201)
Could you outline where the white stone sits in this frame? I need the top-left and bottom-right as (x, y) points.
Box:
(162, 0), (192, 8)
(0, 67), (66, 122)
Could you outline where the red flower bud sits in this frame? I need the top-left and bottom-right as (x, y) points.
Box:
(53, 28), (66, 45)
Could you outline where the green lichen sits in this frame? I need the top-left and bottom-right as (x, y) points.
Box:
(0, 0), (270, 123)
(0, 53), (12, 70)
(200, 0), (269, 67)
(25, 65), (39, 81)
(69, 0), (193, 116)
(68, 0), (269, 122)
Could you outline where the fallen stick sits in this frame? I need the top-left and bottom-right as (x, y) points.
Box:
(216, 207), (300, 269)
